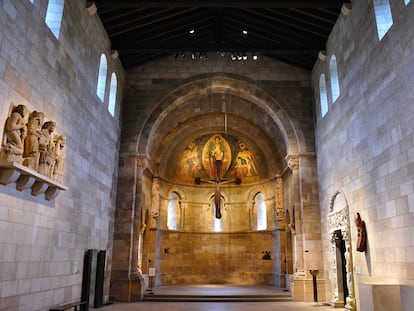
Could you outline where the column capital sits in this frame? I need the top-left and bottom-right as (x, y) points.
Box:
(136, 154), (151, 170)
(285, 154), (299, 170)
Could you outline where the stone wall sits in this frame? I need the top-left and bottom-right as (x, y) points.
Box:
(0, 1), (124, 310)
(156, 230), (280, 286)
(313, 0), (414, 309)
(113, 42), (323, 301)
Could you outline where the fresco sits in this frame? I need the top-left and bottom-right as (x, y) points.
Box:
(173, 134), (260, 183)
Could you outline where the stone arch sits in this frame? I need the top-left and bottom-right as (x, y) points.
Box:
(135, 73), (306, 169)
(328, 190), (356, 310)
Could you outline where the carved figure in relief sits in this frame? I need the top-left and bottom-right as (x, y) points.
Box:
(38, 121), (56, 177)
(150, 179), (160, 229)
(2, 105), (28, 162)
(52, 134), (66, 182)
(275, 177), (284, 220)
(23, 111), (44, 170)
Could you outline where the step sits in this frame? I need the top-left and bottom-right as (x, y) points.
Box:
(143, 293), (293, 302)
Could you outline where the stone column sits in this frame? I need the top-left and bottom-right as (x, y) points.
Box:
(275, 175), (286, 287)
(132, 154), (151, 275)
(285, 154), (305, 277)
(287, 153), (325, 302)
(110, 152), (149, 301)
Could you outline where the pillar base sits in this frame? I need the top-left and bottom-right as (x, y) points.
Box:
(291, 276), (326, 302)
(109, 273), (145, 302)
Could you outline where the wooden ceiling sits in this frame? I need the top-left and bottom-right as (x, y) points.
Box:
(92, 0), (348, 70)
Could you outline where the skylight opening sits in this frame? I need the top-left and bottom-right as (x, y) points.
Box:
(319, 74), (328, 117)
(373, 0), (393, 40)
(45, 0), (65, 39)
(96, 54), (108, 102)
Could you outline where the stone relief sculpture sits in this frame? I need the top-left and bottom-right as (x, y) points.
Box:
(150, 178), (160, 229)
(23, 111), (44, 170)
(2, 105), (29, 163)
(1, 104), (66, 183)
(52, 135), (66, 183)
(275, 176), (284, 220)
(38, 121), (56, 177)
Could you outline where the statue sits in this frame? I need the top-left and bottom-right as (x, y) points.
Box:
(354, 213), (367, 252)
(23, 111), (44, 170)
(2, 105), (28, 163)
(38, 121), (56, 177)
(150, 178), (160, 229)
(52, 134), (66, 183)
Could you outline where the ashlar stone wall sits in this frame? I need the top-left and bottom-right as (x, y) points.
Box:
(0, 1), (124, 310)
(313, 0), (414, 309)
(113, 46), (323, 301)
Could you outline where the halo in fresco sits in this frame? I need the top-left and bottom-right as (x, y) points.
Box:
(173, 134), (259, 183)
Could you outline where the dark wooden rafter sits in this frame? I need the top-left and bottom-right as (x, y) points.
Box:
(92, 0), (347, 69)
(224, 10), (321, 44)
(110, 12), (215, 45)
(94, 0), (346, 9)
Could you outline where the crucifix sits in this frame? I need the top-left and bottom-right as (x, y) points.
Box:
(195, 158), (241, 219)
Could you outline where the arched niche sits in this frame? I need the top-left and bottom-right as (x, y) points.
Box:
(328, 191), (356, 311)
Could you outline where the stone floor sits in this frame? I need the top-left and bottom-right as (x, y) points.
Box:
(100, 285), (333, 311)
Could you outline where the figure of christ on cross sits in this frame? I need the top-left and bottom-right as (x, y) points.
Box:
(196, 158), (241, 219)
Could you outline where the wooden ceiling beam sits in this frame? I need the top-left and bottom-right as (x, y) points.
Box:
(117, 45), (318, 55)
(94, 0), (347, 9)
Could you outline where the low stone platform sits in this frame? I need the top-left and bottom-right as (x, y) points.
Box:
(143, 285), (292, 302)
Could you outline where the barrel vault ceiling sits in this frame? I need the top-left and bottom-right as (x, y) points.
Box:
(92, 0), (349, 70)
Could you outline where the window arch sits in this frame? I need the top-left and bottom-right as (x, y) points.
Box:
(319, 74), (328, 117)
(404, 0), (411, 5)
(254, 193), (267, 230)
(108, 72), (118, 116)
(210, 195), (223, 232)
(45, 0), (64, 39)
(96, 54), (108, 102)
(373, 0), (393, 40)
(167, 192), (182, 230)
(329, 55), (340, 103)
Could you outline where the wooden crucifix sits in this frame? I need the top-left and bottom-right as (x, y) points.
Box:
(196, 158), (241, 219)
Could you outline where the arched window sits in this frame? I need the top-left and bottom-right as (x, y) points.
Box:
(373, 0), (393, 40)
(45, 0), (64, 39)
(210, 195), (223, 232)
(167, 192), (182, 230)
(329, 55), (340, 103)
(404, 0), (411, 5)
(255, 193), (267, 230)
(108, 73), (118, 116)
(319, 74), (328, 117)
(96, 54), (107, 102)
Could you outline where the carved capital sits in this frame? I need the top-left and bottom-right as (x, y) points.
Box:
(136, 154), (150, 170)
(285, 154), (299, 170)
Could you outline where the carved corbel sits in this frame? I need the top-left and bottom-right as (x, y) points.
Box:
(285, 154), (299, 170)
(136, 154), (150, 170)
